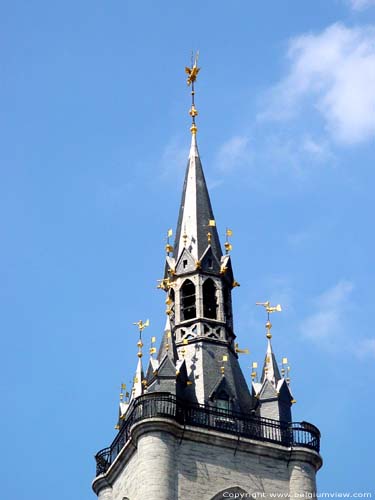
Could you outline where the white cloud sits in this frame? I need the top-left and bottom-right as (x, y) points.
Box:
(301, 281), (375, 359)
(301, 136), (331, 159)
(216, 135), (251, 173)
(349, 0), (375, 11)
(302, 280), (354, 343)
(160, 137), (188, 179)
(261, 23), (375, 144)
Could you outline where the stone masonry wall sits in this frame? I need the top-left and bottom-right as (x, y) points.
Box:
(101, 425), (319, 500)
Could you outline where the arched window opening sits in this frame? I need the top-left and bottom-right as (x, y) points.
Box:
(203, 279), (217, 319)
(223, 287), (232, 323)
(211, 487), (249, 500)
(168, 288), (175, 318)
(181, 279), (196, 320)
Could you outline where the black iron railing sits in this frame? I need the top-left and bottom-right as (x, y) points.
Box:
(95, 393), (320, 476)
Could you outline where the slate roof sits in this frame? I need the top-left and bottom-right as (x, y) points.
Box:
(173, 134), (222, 262)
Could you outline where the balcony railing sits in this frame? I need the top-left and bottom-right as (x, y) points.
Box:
(95, 392), (320, 476)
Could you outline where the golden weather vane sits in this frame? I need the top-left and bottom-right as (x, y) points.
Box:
(185, 51), (200, 135)
(133, 319), (150, 332)
(256, 301), (282, 339)
(133, 319), (150, 358)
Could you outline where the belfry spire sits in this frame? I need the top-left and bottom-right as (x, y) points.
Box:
(149, 57), (253, 413)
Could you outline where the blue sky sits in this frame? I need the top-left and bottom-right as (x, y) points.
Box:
(1, 1), (375, 499)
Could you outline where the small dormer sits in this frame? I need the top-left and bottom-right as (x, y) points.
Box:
(200, 246), (221, 274)
(176, 247), (196, 275)
(209, 376), (234, 411)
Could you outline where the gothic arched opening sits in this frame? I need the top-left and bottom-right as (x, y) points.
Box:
(167, 288), (175, 319)
(211, 486), (250, 499)
(181, 279), (196, 320)
(223, 286), (232, 324)
(203, 278), (217, 319)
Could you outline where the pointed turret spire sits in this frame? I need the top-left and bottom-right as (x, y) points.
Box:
(174, 56), (222, 262)
(253, 302), (294, 422)
(130, 357), (144, 400)
(174, 134), (222, 261)
(261, 338), (282, 386)
(129, 320), (149, 400)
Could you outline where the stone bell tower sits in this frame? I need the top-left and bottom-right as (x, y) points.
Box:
(92, 58), (322, 500)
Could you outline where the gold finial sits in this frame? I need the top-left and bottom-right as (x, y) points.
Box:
(281, 357), (288, 376)
(185, 51), (200, 134)
(251, 361), (258, 382)
(165, 330), (172, 352)
(224, 228), (233, 254)
(181, 337), (188, 358)
(137, 338), (144, 358)
(183, 224), (188, 247)
(165, 228), (173, 255)
(207, 220), (215, 244)
(119, 382), (127, 401)
(180, 339), (189, 359)
(149, 336), (157, 356)
(281, 358), (291, 384)
(221, 354), (228, 376)
(133, 319), (150, 358)
(256, 301), (282, 339)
